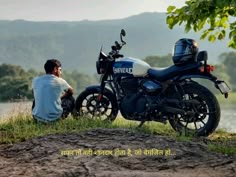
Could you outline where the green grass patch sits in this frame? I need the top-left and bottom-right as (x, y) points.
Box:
(207, 129), (236, 155)
(0, 112), (235, 156)
(208, 143), (236, 155)
(0, 112), (175, 144)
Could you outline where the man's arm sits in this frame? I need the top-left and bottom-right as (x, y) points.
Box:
(61, 87), (74, 99)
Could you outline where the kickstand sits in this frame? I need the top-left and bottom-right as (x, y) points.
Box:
(138, 121), (145, 128)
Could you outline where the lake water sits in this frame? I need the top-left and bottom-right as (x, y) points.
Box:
(0, 102), (32, 119)
(0, 102), (235, 133)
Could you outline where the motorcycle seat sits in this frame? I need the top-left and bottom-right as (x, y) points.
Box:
(148, 63), (200, 81)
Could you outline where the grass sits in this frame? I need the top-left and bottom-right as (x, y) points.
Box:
(216, 91), (236, 105)
(0, 112), (235, 155)
(0, 112), (176, 144)
(207, 129), (236, 155)
(208, 143), (236, 155)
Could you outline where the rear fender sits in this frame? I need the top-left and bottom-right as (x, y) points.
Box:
(175, 73), (217, 82)
(176, 74), (230, 98)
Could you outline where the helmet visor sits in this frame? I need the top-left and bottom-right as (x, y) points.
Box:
(174, 44), (192, 56)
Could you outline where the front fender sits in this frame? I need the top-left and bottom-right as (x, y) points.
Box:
(84, 85), (117, 101)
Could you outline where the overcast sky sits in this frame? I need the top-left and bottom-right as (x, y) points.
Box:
(0, 0), (186, 21)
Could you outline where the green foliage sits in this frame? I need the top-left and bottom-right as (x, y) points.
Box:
(219, 52), (236, 91)
(143, 54), (172, 67)
(167, 0), (236, 49)
(0, 64), (35, 101)
(0, 64), (97, 102)
(0, 64), (26, 77)
(63, 70), (97, 95)
(0, 14), (230, 75)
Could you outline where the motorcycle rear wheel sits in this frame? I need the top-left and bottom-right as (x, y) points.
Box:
(168, 83), (220, 137)
(75, 89), (118, 122)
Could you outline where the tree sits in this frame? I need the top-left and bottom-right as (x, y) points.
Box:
(144, 54), (172, 67)
(0, 64), (36, 101)
(0, 64), (26, 78)
(219, 52), (236, 91)
(166, 0), (236, 48)
(0, 76), (31, 101)
(62, 70), (97, 95)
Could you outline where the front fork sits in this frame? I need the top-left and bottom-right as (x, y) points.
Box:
(97, 74), (109, 102)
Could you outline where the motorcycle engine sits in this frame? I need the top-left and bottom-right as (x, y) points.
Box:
(120, 78), (162, 119)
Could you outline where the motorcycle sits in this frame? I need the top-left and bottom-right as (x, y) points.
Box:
(75, 29), (231, 136)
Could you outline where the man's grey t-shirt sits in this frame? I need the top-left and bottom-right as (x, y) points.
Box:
(32, 74), (71, 121)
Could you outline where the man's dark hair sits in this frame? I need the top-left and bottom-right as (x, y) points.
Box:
(44, 59), (61, 74)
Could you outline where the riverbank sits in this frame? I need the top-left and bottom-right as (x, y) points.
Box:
(0, 113), (236, 176)
(0, 113), (235, 154)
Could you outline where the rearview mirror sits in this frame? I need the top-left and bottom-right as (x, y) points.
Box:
(120, 29), (126, 44)
(121, 29), (126, 37)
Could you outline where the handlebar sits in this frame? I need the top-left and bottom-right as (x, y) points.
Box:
(107, 29), (127, 60)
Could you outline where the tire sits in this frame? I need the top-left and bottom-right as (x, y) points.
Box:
(168, 82), (220, 137)
(75, 88), (118, 122)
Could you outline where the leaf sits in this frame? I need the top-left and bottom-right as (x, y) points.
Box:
(167, 6), (176, 13)
(219, 16), (229, 28)
(218, 33), (224, 40)
(228, 40), (236, 49)
(208, 35), (216, 42)
(228, 9), (235, 16)
(229, 30), (236, 39)
(166, 16), (174, 28)
(193, 24), (198, 32)
(166, 0), (236, 49)
(198, 20), (206, 30)
(200, 30), (210, 39)
(185, 22), (192, 33)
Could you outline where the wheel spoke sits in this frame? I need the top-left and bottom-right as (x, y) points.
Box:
(200, 120), (206, 126)
(200, 112), (214, 115)
(185, 121), (189, 128)
(194, 122), (198, 130)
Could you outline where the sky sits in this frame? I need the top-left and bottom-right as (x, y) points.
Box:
(0, 0), (186, 21)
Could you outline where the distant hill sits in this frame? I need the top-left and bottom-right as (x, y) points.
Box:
(0, 12), (232, 75)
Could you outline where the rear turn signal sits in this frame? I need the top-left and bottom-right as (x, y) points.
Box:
(200, 65), (215, 73)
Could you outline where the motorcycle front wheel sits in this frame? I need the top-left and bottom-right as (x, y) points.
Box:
(168, 83), (221, 137)
(75, 88), (118, 122)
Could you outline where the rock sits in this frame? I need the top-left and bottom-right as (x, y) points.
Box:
(0, 128), (235, 177)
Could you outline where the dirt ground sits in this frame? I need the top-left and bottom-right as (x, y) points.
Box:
(0, 128), (235, 177)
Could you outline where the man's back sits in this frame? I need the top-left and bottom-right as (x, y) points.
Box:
(32, 74), (70, 122)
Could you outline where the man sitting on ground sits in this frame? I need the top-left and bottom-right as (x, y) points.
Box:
(32, 59), (75, 122)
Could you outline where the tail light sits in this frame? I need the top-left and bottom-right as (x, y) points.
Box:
(200, 65), (215, 73)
